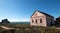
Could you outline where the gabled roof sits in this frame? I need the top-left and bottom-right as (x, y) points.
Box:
(30, 10), (54, 18)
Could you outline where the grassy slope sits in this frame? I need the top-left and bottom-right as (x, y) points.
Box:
(0, 24), (60, 33)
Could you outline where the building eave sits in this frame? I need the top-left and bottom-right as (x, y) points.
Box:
(30, 10), (54, 18)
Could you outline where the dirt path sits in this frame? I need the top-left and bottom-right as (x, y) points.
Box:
(0, 26), (15, 30)
(55, 27), (60, 29)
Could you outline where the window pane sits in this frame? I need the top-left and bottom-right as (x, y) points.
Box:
(36, 19), (37, 23)
(40, 18), (42, 23)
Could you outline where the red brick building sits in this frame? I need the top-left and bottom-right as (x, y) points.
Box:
(30, 10), (55, 26)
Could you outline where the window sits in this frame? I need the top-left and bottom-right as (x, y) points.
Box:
(36, 19), (37, 23)
(32, 19), (34, 23)
(40, 18), (42, 23)
(50, 19), (53, 26)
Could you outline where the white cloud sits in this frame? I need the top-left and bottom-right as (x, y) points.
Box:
(9, 18), (30, 22)
(0, 18), (30, 22)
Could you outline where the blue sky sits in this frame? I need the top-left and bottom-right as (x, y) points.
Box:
(0, 0), (60, 22)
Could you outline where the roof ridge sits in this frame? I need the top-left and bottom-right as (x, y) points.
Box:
(30, 10), (54, 18)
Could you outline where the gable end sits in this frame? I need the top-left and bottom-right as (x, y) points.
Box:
(30, 10), (54, 18)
